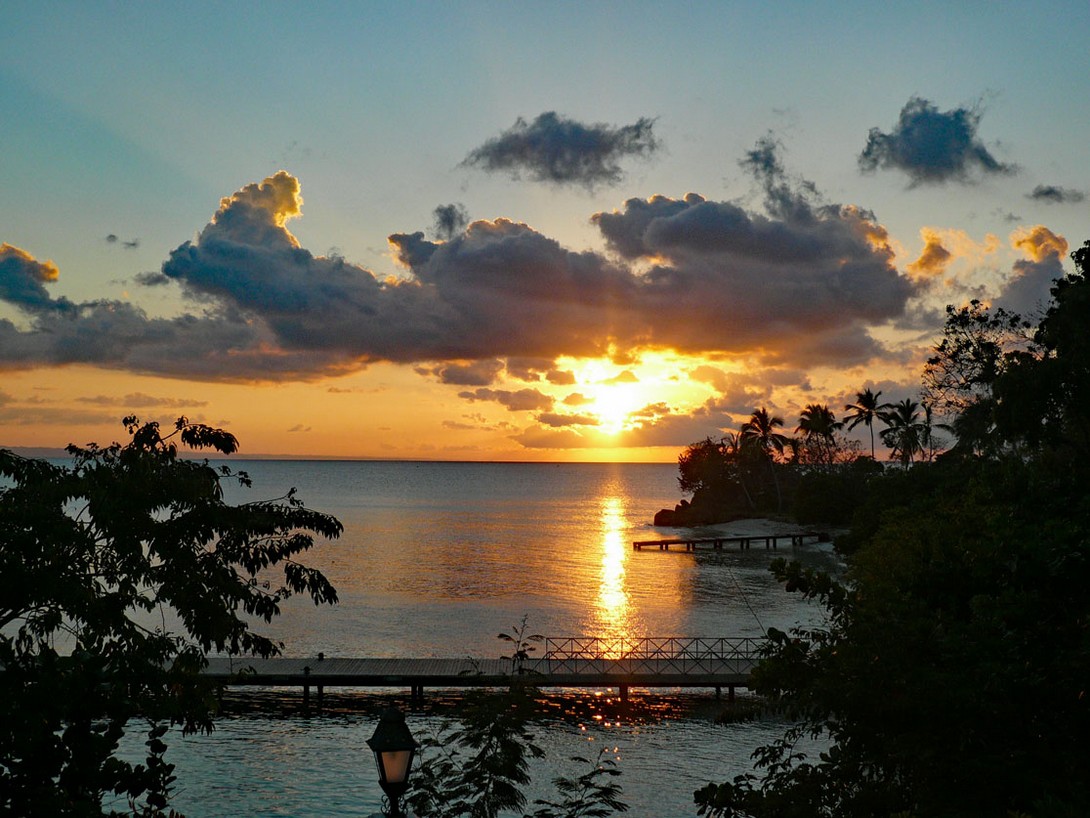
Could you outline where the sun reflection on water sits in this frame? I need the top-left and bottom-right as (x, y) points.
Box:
(595, 496), (638, 654)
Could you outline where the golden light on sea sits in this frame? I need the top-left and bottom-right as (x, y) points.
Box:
(594, 495), (634, 654)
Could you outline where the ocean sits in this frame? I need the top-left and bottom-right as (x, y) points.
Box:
(118, 460), (839, 816)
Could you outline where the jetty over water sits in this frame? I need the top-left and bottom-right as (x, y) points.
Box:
(203, 636), (764, 706)
(633, 531), (827, 551)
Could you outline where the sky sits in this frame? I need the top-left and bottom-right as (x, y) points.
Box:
(2, 1), (1089, 462)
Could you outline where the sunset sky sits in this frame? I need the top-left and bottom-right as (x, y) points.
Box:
(2, 2), (1089, 461)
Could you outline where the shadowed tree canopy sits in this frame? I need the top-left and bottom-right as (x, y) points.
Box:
(0, 416), (342, 817)
(695, 239), (1090, 818)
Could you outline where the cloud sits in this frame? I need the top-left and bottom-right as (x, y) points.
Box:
(688, 366), (773, 413)
(0, 405), (119, 427)
(0, 244), (315, 379)
(432, 203), (470, 241)
(546, 368), (576, 385)
(462, 111), (660, 189)
(2, 158), (915, 382)
(600, 369), (638, 385)
(994, 226), (1068, 317)
(456, 387), (554, 412)
(535, 411), (599, 428)
(859, 96), (1015, 185)
(1026, 184), (1085, 204)
(0, 243), (68, 314)
(511, 396), (740, 450)
(614, 399), (735, 448)
(417, 359), (504, 386)
(907, 228), (953, 279)
(442, 419), (480, 431)
(76, 392), (209, 408)
(1012, 225), (1068, 263)
(387, 219), (637, 361)
(510, 426), (594, 449)
(592, 139), (913, 365)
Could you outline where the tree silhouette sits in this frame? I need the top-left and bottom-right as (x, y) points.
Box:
(844, 388), (888, 459)
(879, 398), (925, 467)
(0, 416), (341, 816)
(741, 408), (789, 511)
(796, 404), (843, 464)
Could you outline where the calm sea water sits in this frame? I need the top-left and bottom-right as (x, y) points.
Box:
(118, 460), (838, 817)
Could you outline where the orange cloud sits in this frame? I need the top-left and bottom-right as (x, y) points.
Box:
(907, 228), (952, 279)
(1011, 225), (1068, 262)
(215, 170), (304, 246)
(0, 243), (59, 283)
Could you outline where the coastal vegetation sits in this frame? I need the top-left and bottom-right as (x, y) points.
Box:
(0, 417), (341, 816)
(694, 239), (1090, 816)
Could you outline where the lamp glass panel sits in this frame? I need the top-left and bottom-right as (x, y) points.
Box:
(381, 749), (413, 784)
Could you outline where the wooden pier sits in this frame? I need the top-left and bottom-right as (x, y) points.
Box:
(633, 531), (826, 551)
(203, 636), (764, 706)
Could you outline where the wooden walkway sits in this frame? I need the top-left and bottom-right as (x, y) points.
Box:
(633, 532), (826, 551)
(203, 637), (763, 704)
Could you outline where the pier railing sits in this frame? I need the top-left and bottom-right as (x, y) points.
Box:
(539, 636), (764, 676)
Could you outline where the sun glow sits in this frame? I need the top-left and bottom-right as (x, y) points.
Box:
(573, 359), (660, 435)
(587, 383), (647, 434)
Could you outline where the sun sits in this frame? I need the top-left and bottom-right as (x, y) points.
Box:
(588, 382), (646, 434)
(569, 360), (656, 435)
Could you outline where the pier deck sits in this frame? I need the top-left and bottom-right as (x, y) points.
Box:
(633, 532), (826, 551)
(203, 637), (763, 703)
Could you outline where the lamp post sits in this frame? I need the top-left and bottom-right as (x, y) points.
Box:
(367, 706), (418, 817)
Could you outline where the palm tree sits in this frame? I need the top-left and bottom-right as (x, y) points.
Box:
(844, 388), (889, 459)
(918, 401), (954, 462)
(742, 407), (790, 458)
(741, 408), (790, 511)
(879, 398), (926, 468)
(796, 403), (843, 465)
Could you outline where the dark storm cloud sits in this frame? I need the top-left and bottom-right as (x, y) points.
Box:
(1027, 184), (1086, 204)
(2, 154), (913, 381)
(432, 203), (470, 241)
(859, 97), (1015, 185)
(592, 139), (912, 363)
(462, 111), (660, 189)
(386, 220), (637, 361)
(0, 227), (358, 381)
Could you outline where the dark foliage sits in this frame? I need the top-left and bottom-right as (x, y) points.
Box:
(0, 417), (341, 816)
(697, 457), (1090, 817)
(695, 239), (1090, 817)
(790, 458), (883, 528)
